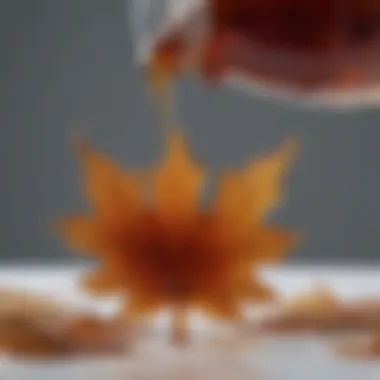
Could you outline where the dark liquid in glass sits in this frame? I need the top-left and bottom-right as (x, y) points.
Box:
(151, 0), (380, 93)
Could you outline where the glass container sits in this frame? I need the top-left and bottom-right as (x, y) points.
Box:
(130, 0), (380, 108)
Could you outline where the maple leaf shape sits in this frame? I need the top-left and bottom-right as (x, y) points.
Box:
(56, 131), (297, 344)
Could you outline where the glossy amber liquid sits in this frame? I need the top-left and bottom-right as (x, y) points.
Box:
(151, 0), (380, 93)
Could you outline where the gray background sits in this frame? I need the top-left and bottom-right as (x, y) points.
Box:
(1, 0), (380, 263)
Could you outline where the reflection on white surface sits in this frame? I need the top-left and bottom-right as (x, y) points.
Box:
(0, 265), (380, 379)
(2, 335), (380, 380)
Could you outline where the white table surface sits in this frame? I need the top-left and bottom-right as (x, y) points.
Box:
(1, 264), (380, 308)
(0, 265), (379, 380)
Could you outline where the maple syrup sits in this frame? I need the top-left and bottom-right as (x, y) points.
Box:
(149, 0), (380, 101)
(57, 132), (296, 343)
